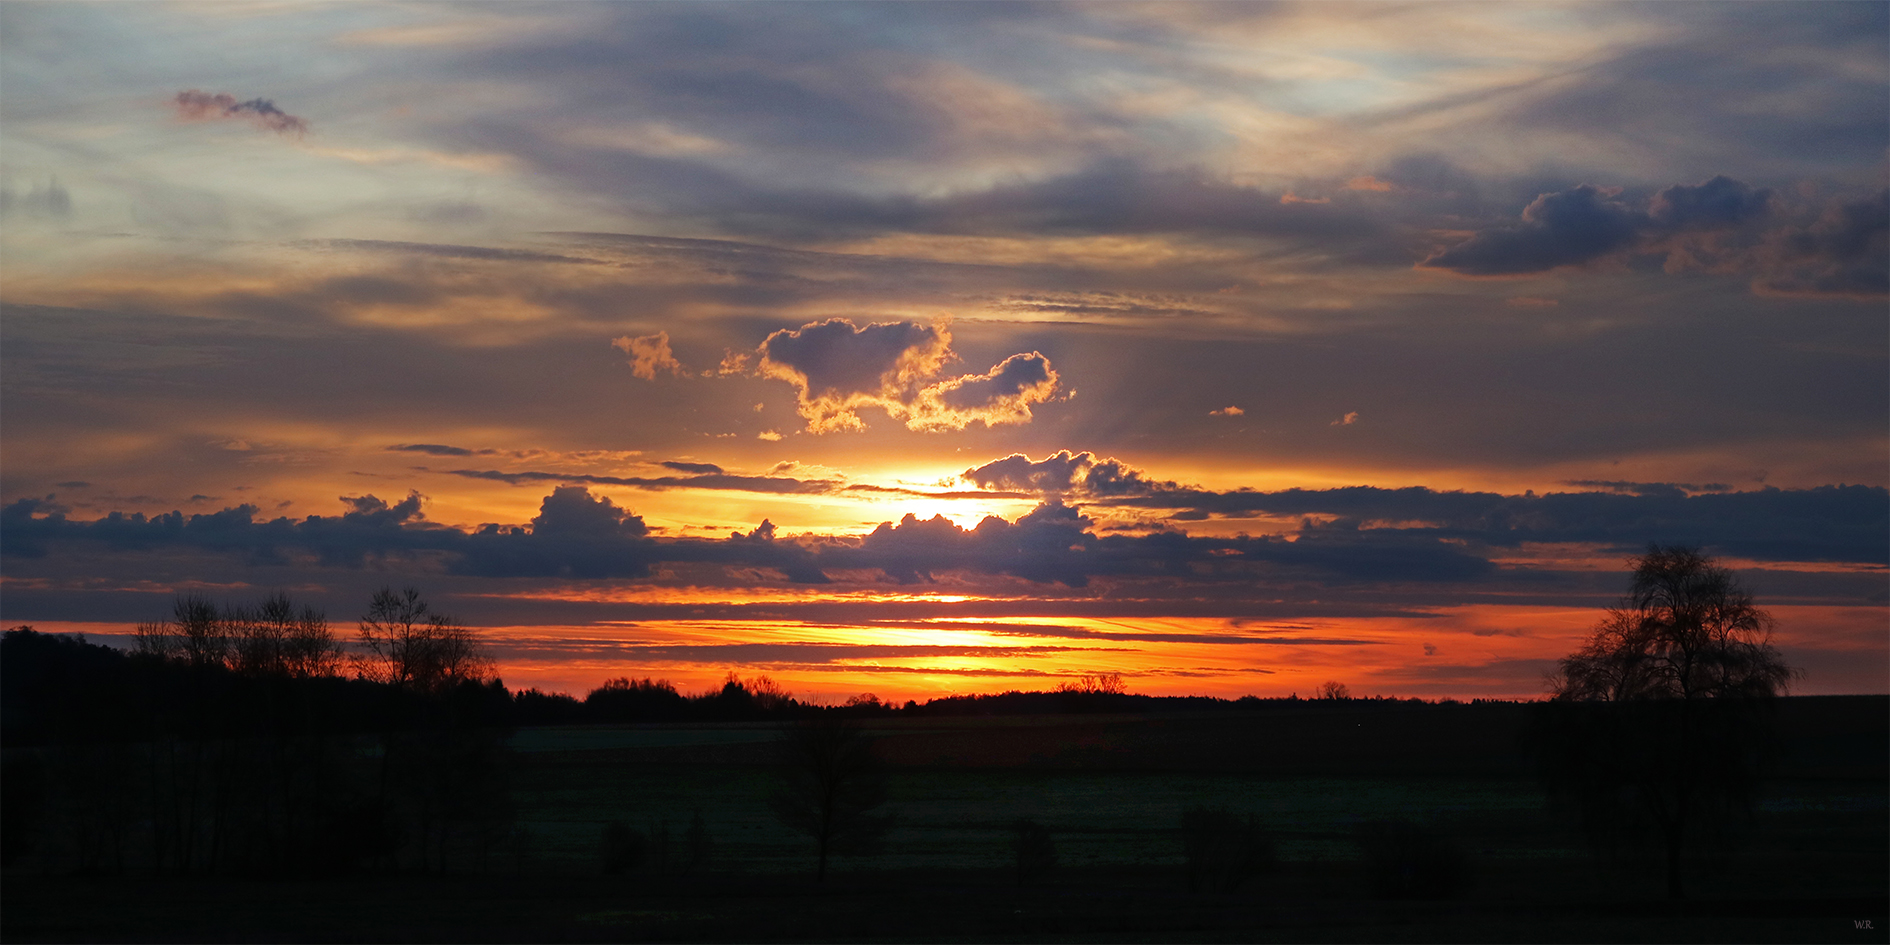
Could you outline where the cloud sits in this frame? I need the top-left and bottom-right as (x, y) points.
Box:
(1099, 482), (1889, 564)
(173, 90), (309, 137)
(1754, 191), (1889, 299)
(1332, 411), (1359, 426)
(0, 179), (73, 220)
(612, 331), (688, 380)
(1560, 480), (1730, 498)
(756, 318), (1061, 433)
(659, 461), (724, 475)
(1422, 184), (1645, 275)
(1209, 406), (1244, 416)
(961, 451), (1171, 497)
(1420, 176), (1884, 297)
(1647, 176), (1773, 231)
(300, 239), (599, 265)
(388, 443), (478, 457)
(910, 351), (1060, 432)
(438, 467), (839, 495)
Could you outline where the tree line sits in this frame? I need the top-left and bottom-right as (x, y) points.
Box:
(4, 544), (1799, 898)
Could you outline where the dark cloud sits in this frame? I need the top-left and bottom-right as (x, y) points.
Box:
(659, 461), (724, 475)
(1127, 483), (1887, 565)
(0, 487), (1498, 591)
(489, 640), (1100, 665)
(298, 239), (600, 265)
(456, 487), (652, 579)
(1560, 480), (1731, 497)
(962, 450), (1170, 497)
(173, 90), (308, 137)
(1756, 191), (1890, 298)
(389, 443), (478, 457)
(1648, 176), (1773, 231)
(1422, 184), (1645, 275)
(1422, 177), (1884, 297)
(438, 467), (838, 495)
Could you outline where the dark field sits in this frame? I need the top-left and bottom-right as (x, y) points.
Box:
(6, 697), (1885, 943)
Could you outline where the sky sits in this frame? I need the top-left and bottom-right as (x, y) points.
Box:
(2, 1), (1885, 704)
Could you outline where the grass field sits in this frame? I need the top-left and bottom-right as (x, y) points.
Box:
(6, 698), (1885, 943)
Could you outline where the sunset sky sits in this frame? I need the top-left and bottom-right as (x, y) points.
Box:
(3, 1), (1885, 703)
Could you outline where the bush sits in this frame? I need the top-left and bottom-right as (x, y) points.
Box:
(1356, 819), (1472, 899)
(1180, 806), (1273, 893)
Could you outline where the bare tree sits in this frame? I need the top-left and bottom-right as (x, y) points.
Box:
(171, 594), (227, 670)
(354, 587), (492, 693)
(1056, 672), (1126, 695)
(1538, 544), (1798, 899)
(226, 591), (340, 679)
(770, 714), (891, 883)
(1317, 680), (1352, 701)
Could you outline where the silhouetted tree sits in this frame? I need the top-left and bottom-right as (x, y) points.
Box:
(355, 587), (492, 693)
(229, 592), (342, 679)
(1535, 544), (1797, 899)
(1056, 672), (1126, 695)
(1317, 680), (1351, 700)
(585, 676), (687, 722)
(770, 714), (891, 882)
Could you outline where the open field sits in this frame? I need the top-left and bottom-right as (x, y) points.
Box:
(5, 698), (1885, 942)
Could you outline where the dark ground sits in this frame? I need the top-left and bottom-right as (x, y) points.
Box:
(5, 696), (1885, 943)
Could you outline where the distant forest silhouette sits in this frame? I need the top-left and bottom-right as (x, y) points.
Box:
(1, 589), (1498, 879)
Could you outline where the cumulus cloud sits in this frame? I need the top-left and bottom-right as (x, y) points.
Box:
(1647, 176), (1773, 231)
(174, 90), (309, 137)
(612, 331), (688, 380)
(1332, 411), (1359, 426)
(1209, 405), (1244, 416)
(459, 486), (653, 578)
(1420, 175), (1884, 297)
(756, 318), (1061, 433)
(1422, 184), (1644, 275)
(962, 451), (1171, 497)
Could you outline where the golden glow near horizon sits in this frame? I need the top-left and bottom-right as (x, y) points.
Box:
(33, 601), (1885, 705)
